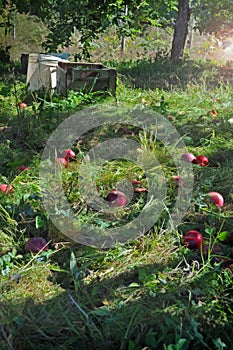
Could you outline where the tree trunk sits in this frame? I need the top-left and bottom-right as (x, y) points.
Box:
(171, 0), (190, 60)
(187, 16), (195, 49)
(120, 5), (128, 54)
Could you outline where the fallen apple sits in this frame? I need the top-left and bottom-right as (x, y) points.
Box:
(25, 237), (48, 253)
(207, 109), (218, 117)
(227, 232), (233, 245)
(134, 187), (148, 193)
(211, 244), (222, 255)
(17, 165), (30, 172)
(207, 191), (224, 208)
(61, 149), (76, 161)
(171, 175), (184, 186)
(56, 157), (68, 168)
(131, 179), (142, 185)
(167, 114), (175, 121)
(192, 155), (209, 166)
(225, 262), (233, 272)
(181, 153), (196, 163)
(202, 244), (223, 256)
(122, 127), (134, 135)
(202, 244), (224, 264)
(0, 184), (14, 193)
(182, 230), (203, 249)
(106, 190), (127, 207)
(19, 102), (27, 108)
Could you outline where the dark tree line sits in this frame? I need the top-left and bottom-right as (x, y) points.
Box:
(1, 0), (233, 60)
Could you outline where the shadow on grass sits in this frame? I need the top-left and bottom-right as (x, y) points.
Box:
(115, 57), (233, 90)
(1, 244), (233, 350)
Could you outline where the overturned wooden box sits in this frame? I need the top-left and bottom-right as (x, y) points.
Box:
(57, 61), (117, 95)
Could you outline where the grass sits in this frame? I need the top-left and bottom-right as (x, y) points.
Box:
(0, 57), (233, 350)
(112, 57), (233, 90)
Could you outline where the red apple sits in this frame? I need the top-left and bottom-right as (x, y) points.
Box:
(202, 244), (224, 264)
(122, 127), (134, 135)
(167, 114), (175, 121)
(134, 187), (148, 193)
(17, 165), (30, 172)
(131, 179), (142, 185)
(106, 190), (127, 207)
(25, 237), (48, 253)
(227, 232), (233, 245)
(203, 244), (223, 256)
(19, 102), (27, 108)
(181, 153), (196, 163)
(182, 230), (203, 249)
(207, 192), (224, 208)
(171, 175), (184, 186)
(192, 155), (209, 167)
(61, 149), (76, 161)
(0, 184), (14, 193)
(207, 109), (218, 117)
(56, 157), (68, 168)
(226, 263), (233, 272)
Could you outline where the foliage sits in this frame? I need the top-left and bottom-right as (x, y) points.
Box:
(0, 0), (178, 58)
(0, 2), (48, 64)
(114, 56), (233, 90)
(191, 0), (233, 35)
(1, 0), (233, 61)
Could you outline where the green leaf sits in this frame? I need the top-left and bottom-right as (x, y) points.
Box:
(35, 215), (45, 229)
(145, 328), (158, 347)
(90, 306), (111, 317)
(217, 231), (230, 241)
(49, 264), (69, 274)
(205, 227), (216, 236)
(213, 337), (227, 350)
(183, 136), (193, 145)
(70, 251), (79, 278)
(128, 282), (140, 288)
(176, 338), (189, 350)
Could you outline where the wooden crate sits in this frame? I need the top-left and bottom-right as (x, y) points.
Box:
(56, 62), (116, 95)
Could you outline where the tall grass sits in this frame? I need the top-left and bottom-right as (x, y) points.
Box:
(0, 57), (233, 349)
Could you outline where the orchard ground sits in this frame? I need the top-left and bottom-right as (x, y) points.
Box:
(0, 48), (233, 350)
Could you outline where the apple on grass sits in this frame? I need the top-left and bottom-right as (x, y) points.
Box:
(56, 158), (68, 168)
(106, 190), (127, 207)
(192, 155), (209, 167)
(202, 244), (223, 257)
(167, 114), (175, 121)
(0, 184), (14, 193)
(61, 149), (76, 161)
(181, 153), (196, 163)
(207, 192), (224, 208)
(17, 165), (30, 172)
(131, 179), (142, 185)
(182, 230), (203, 249)
(207, 109), (218, 117)
(171, 175), (184, 186)
(25, 237), (48, 253)
(19, 102), (27, 108)
(202, 244), (225, 264)
(134, 187), (148, 193)
(225, 261), (233, 272)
